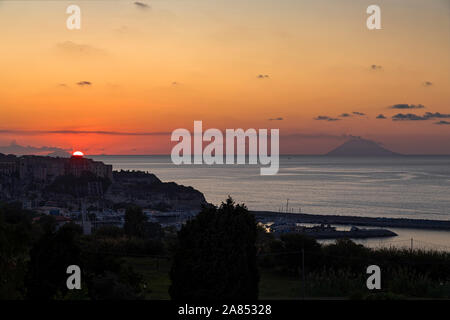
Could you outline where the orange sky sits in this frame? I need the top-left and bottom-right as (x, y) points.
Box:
(0, 0), (449, 154)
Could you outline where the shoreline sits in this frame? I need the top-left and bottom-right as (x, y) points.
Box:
(252, 211), (450, 231)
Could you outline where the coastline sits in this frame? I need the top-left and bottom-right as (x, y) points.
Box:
(253, 211), (450, 231)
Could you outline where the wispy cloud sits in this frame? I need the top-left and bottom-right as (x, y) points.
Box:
(56, 41), (106, 56)
(0, 141), (70, 156)
(434, 121), (450, 125)
(352, 112), (366, 116)
(76, 81), (92, 87)
(314, 116), (340, 121)
(425, 112), (450, 119)
(392, 112), (450, 121)
(423, 81), (433, 87)
(257, 74), (270, 79)
(268, 117), (283, 121)
(389, 104), (425, 109)
(392, 114), (426, 121)
(134, 2), (150, 9)
(0, 129), (171, 136)
(376, 114), (387, 119)
(283, 133), (351, 140)
(339, 113), (351, 118)
(370, 64), (382, 71)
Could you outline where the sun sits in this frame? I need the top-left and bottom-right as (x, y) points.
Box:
(72, 151), (84, 158)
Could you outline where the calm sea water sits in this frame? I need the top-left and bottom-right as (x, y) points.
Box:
(91, 155), (450, 250)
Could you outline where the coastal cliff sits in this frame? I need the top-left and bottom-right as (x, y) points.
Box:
(107, 170), (207, 210)
(0, 153), (207, 211)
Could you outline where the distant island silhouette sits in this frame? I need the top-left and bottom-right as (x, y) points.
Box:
(326, 137), (400, 156)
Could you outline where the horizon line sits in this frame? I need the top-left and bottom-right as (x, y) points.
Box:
(87, 153), (450, 157)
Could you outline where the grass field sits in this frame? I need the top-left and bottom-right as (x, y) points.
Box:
(124, 257), (172, 300)
(125, 257), (447, 300)
(124, 257), (309, 300)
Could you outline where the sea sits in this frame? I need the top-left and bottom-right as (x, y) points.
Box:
(91, 155), (450, 251)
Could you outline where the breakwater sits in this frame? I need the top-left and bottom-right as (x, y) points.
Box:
(253, 211), (450, 231)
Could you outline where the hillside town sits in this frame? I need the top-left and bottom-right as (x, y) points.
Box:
(0, 152), (206, 234)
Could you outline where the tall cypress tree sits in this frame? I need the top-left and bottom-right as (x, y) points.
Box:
(124, 206), (148, 238)
(169, 197), (259, 300)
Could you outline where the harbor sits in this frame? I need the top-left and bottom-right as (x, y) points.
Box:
(266, 222), (397, 239)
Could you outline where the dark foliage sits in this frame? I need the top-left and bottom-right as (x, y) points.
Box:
(26, 223), (83, 299)
(259, 235), (450, 298)
(124, 206), (163, 240)
(124, 206), (148, 238)
(169, 197), (259, 301)
(94, 226), (124, 239)
(45, 172), (111, 197)
(0, 203), (33, 299)
(278, 233), (322, 274)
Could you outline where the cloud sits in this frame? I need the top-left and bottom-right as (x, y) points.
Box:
(314, 116), (340, 121)
(434, 121), (450, 125)
(427, 112), (450, 119)
(257, 74), (270, 79)
(392, 113), (427, 121)
(76, 81), (92, 87)
(268, 117), (283, 121)
(352, 112), (366, 116)
(56, 41), (106, 56)
(0, 129), (171, 136)
(376, 114), (387, 119)
(283, 133), (351, 140)
(392, 112), (450, 121)
(389, 104), (425, 109)
(370, 64), (382, 71)
(423, 81), (433, 87)
(339, 113), (351, 118)
(0, 141), (70, 156)
(134, 2), (150, 9)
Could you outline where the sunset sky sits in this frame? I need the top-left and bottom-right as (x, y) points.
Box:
(0, 0), (449, 155)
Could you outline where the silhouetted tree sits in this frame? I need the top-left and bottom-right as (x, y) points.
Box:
(94, 225), (124, 238)
(78, 237), (145, 299)
(278, 233), (322, 274)
(321, 238), (370, 272)
(124, 206), (147, 238)
(0, 203), (33, 299)
(145, 221), (163, 240)
(124, 206), (163, 240)
(26, 223), (82, 299)
(169, 197), (259, 300)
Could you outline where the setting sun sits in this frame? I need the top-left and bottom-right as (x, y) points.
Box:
(72, 150), (84, 157)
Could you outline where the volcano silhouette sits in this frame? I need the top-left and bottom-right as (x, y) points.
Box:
(326, 137), (400, 156)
